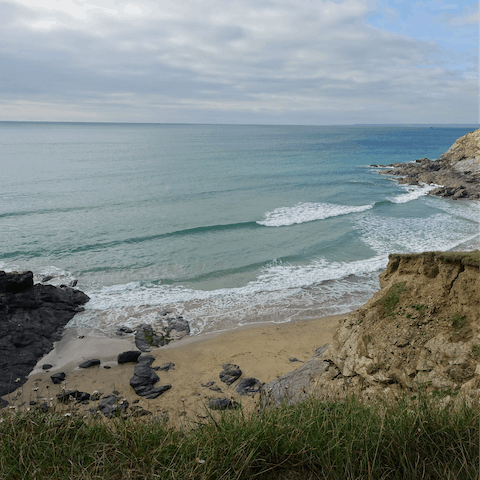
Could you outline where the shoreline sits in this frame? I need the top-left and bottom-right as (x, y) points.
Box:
(12, 313), (343, 424)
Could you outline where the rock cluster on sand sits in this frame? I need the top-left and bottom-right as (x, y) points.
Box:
(0, 271), (89, 400)
(378, 128), (480, 199)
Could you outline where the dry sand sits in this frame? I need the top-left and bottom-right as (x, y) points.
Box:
(8, 314), (342, 426)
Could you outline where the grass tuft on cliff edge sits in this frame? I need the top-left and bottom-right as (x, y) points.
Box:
(389, 250), (480, 267)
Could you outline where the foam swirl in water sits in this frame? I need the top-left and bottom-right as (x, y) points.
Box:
(257, 202), (374, 227)
(387, 183), (439, 204)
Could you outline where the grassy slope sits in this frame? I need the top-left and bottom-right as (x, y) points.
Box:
(0, 392), (478, 480)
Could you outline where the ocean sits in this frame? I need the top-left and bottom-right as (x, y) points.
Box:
(1, 123), (479, 336)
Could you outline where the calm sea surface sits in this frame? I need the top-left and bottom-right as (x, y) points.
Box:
(1, 123), (479, 335)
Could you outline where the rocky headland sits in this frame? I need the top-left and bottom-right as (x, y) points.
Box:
(377, 128), (480, 199)
(0, 271), (90, 401)
(264, 251), (479, 405)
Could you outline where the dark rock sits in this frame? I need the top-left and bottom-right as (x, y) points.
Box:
(78, 335), (84, 339)
(165, 318), (190, 335)
(42, 364), (53, 370)
(145, 385), (171, 399)
(0, 271), (33, 293)
(40, 402), (49, 412)
(117, 351), (142, 364)
(50, 372), (66, 384)
(115, 326), (134, 336)
(209, 398), (238, 410)
(29, 401), (37, 406)
(129, 355), (171, 398)
(69, 280), (78, 287)
(289, 358), (302, 363)
(209, 385), (223, 392)
(57, 390), (90, 404)
(130, 406), (153, 417)
(159, 362), (175, 371)
(236, 378), (264, 396)
(0, 271), (89, 397)
(41, 275), (54, 283)
(104, 366), (111, 369)
(91, 392), (101, 401)
(98, 395), (129, 417)
(79, 359), (100, 369)
(0, 398), (9, 408)
(112, 390), (120, 395)
(219, 363), (242, 385)
(134, 324), (162, 352)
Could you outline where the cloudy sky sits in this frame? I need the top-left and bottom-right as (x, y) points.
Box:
(1, 0), (478, 124)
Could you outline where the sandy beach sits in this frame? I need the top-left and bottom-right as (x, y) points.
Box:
(9, 314), (342, 425)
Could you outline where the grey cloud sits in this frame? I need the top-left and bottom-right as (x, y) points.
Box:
(0, 0), (477, 123)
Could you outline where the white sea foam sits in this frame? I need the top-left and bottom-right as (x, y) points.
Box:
(74, 255), (387, 334)
(424, 197), (480, 223)
(257, 202), (374, 227)
(387, 183), (439, 204)
(355, 212), (479, 255)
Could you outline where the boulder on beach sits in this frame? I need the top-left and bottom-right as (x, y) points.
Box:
(219, 363), (242, 385)
(117, 351), (142, 364)
(79, 359), (101, 369)
(0, 271), (90, 400)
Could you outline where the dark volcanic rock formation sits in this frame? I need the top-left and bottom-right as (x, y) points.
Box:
(0, 271), (89, 401)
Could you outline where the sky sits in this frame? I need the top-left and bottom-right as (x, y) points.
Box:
(0, 0), (478, 125)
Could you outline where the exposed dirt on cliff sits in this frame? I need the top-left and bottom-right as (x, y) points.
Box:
(315, 251), (479, 402)
(264, 252), (479, 406)
(440, 128), (480, 167)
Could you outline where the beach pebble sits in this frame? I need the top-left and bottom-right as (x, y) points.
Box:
(50, 372), (66, 384)
(79, 359), (100, 368)
(219, 364), (242, 385)
(42, 363), (53, 370)
(117, 351), (142, 364)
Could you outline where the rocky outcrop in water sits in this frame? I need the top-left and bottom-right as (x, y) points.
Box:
(379, 129), (480, 199)
(263, 252), (480, 405)
(0, 271), (90, 400)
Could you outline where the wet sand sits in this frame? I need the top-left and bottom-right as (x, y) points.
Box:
(8, 314), (342, 426)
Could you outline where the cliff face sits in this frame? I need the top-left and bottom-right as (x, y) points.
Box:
(440, 128), (480, 173)
(264, 252), (479, 405)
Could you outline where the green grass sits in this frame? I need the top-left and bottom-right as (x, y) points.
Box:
(451, 314), (467, 330)
(0, 393), (478, 480)
(376, 282), (407, 317)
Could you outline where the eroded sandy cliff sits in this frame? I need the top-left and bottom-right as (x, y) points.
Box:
(264, 252), (479, 405)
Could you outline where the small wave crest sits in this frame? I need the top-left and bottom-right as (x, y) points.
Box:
(387, 183), (438, 204)
(257, 202), (374, 227)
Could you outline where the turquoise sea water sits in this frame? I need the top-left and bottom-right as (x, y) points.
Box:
(1, 123), (479, 335)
